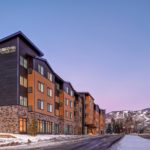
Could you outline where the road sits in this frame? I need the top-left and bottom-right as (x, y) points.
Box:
(27, 135), (123, 150)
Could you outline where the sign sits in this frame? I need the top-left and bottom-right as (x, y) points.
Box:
(0, 46), (16, 54)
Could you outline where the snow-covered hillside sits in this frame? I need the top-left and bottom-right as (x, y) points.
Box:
(106, 108), (150, 131)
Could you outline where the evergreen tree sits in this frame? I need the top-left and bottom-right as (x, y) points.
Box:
(106, 123), (112, 134)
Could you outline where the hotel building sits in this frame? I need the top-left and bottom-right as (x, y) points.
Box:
(0, 31), (105, 135)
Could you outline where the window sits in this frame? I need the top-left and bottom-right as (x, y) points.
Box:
(20, 56), (27, 69)
(65, 111), (68, 118)
(56, 83), (60, 90)
(37, 100), (44, 110)
(38, 64), (44, 75)
(38, 82), (44, 93)
(47, 72), (53, 82)
(19, 118), (27, 133)
(70, 101), (73, 108)
(20, 96), (27, 106)
(47, 104), (53, 112)
(66, 87), (69, 94)
(64, 124), (73, 135)
(47, 88), (52, 97)
(65, 98), (69, 106)
(45, 121), (52, 134)
(70, 112), (73, 119)
(20, 76), (27, 88)
(70, 90), (74, 96)
(37, 120), (45, 133)
(54, 123), (59, 134)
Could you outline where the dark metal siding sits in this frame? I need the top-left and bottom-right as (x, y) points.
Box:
(0, 38), (18, 105)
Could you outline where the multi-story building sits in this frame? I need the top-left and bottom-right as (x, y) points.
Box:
(79, 92), (95, 135)
(0, 31), (105, 135)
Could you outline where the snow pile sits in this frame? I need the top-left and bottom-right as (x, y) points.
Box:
(110, 135), (150, 150)
(0, 133), (87, 147)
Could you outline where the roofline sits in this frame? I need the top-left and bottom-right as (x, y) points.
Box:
(78, 92), (95, 100)
(0, 31), (44, 57)
(34, 57), (55, 74)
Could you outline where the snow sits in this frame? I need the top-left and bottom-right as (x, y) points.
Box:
(110, 135), (150, 150)
(0, 133), (88, 147)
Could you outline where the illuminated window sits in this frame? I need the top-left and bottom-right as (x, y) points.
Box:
(20, 56), (27, 69)
(47, 104), (53, 112)
(37, 120), (45, 133)
(20, 76), (27, 88)
(38, 64), (44, 75)
(70, 90), (74, 96)
(38, 82), (44, 93)
(65, 98), (69, 106)
(20, 76), (24, 86)
(66, 87), (69, 94)
(19, 118), (27, 133)
(37, 100), (44, 110)
(47, 72), (53, 81)
(47, 88), (52, 97)
(20, 96), (27, 106)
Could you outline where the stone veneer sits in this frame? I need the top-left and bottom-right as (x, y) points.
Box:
(0, 105), (61, 134)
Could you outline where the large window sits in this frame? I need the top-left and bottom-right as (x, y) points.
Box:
(37, 120), (45, 133)
(47, 72), (53, 82)
(20, 96), (27, 106)
(46, 121), (52, 134)
(37, 100), (44, 110)
(38, 64), (44, 75)
(54, 123), (59, 134)
(37, 120), (52, 134)
(19, 118), (27, 133)
(38, 82), (44, 93)
(47, 104), (53, 112)
(47, 88), (52, 97)
(64, 124), (73, 134)
(20, 76), (27, 88)
(20, 56), (27, 69)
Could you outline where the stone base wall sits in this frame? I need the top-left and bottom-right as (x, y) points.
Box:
(0, 105), (19, 133)
(0, 105), (61, 134)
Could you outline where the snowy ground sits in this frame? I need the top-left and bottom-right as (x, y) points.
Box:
(0, 133), (91, 148)
(109, 135), (150, 150)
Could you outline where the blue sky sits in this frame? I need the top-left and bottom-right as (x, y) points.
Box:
(0, 0), (150, 112)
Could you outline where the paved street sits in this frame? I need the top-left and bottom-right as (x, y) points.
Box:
(26, 135), (123, 150)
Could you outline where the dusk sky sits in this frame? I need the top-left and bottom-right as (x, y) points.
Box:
(0, 0), (150, 112)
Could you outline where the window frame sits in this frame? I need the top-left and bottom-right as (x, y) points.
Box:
(37, 99), (44, 110)
(47, 103), (53, 112)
